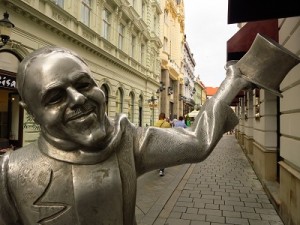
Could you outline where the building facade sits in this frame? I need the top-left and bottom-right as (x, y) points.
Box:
(228, 13), (300, 224)
(182, 35), (196, 116)
(0, 0), (162, 148)
(194, 78), (206, 110)
(159, 0), (185, 120)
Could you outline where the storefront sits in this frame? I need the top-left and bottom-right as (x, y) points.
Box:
(0, 50), (23, 153)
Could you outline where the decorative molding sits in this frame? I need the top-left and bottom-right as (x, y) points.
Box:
(52, 10), (69, 26)
(82, 30), (96, 42)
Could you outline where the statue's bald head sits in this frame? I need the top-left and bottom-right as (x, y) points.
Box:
(17, 46), (87, 103)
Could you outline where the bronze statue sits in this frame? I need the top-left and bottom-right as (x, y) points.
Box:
(0, 34), (299, 225)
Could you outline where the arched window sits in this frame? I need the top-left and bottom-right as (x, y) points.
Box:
(100, 84), (109, 115)
(116, 88), (123, 113)
(128, 92), (135, 122)
(138, 95), (143, 127)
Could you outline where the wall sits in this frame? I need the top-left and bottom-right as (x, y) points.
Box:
(278, 16), (300, 225)
(235, 16), (300, 225)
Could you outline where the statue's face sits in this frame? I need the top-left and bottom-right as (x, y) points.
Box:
(23, 52), (112, 148)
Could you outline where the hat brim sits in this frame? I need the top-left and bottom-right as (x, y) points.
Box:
(241, 74), (283, 97)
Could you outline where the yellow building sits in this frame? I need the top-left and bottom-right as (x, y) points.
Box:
(194, 77), (207, 110)
(159, 0), (185, 120)
(0, 0), (162, 148)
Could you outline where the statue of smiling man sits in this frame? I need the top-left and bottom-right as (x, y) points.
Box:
(1, 40), (296, 225)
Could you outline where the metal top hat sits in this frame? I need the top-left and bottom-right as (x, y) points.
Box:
(235, 34), (300, 97)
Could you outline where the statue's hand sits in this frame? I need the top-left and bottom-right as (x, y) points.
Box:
(225, 61), (242, 78)
(226, 62), (255, 90)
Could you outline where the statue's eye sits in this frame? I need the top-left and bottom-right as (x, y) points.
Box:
(75, 82), (91, 91)
(43, 89), (65, 106)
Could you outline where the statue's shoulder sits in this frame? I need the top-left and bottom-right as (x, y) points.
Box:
(114, 114), (137, 134)
(115, 114), (134, 126)
(9, 141), (41, 160)
(8, 141), (53, 173)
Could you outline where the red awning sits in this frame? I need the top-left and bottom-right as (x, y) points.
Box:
(226, 20), (279, 106)
(227, 20), (278, 61)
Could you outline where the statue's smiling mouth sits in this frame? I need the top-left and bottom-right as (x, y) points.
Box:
(65, 103), (96, 123)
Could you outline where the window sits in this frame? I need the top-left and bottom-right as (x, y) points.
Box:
(138, 95), (143, 127)
(153, 16), (157, 33)
(52, 0), (64, 7)
(141, 44), (145, 63)
(141, 2), (145, 19)
(100, 84), (109, 115)
(131, 35), (136, 58)
(116, 88), (123, 113)
(81, 0), (91, 26)
(150, 53), (154, 71)
(102, 9), (111, 40)
(128, 92), (135, 122)
(118, 24), (125, 50)
(163, 37), (168, 51)
(164, 10), (168, 24)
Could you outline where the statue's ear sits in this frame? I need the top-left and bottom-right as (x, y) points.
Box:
(19, 101), (39, 124)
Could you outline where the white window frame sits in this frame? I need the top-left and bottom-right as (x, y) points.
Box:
(81, 0), (91, 26)
(128, 92), (135, 122)
(102, 9), (111, 40)
(141, 44), (145, 63)
(131, 35), (136, 58)
(116, 88), (123, 113)
(118, 24), (125, 50)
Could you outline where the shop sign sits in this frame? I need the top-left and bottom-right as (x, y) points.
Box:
(0, 74), (16, 89)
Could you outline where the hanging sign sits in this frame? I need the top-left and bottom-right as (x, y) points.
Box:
(0, 74), (16, 89)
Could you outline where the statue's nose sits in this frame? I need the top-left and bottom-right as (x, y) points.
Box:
(66, 87), (86, 108)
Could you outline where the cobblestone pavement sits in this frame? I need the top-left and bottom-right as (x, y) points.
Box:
(136, 135), (284, 225)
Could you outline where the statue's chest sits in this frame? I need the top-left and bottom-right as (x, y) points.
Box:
(71, 153), (124, 224)
(12, 153), (124, 225)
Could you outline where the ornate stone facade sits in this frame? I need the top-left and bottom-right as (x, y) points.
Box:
(159, 0), (185, 119)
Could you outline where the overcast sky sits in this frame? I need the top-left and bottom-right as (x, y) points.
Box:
(184, 1), (239, 87)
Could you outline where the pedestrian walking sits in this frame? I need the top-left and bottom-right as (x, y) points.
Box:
(173, 116), (187, 128)
(154, 112), (171, 176)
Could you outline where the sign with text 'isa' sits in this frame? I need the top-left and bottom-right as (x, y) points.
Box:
(0, 74), (16, 90)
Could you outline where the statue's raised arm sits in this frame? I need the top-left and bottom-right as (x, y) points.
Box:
(134, 34), (300, 175)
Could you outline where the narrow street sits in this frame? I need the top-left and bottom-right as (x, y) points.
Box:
(136, 135), (283, 225)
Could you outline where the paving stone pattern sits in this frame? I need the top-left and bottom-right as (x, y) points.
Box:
(136, 135), (284, 225)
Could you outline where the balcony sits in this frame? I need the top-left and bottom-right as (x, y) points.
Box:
(168, 59), (181, 78)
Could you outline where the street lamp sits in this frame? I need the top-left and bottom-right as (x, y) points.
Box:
(148, 96), (158, 126)
(0, 12), (15, 48)
(156, 81), (165, 93)
(167, 86), (173, 95)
